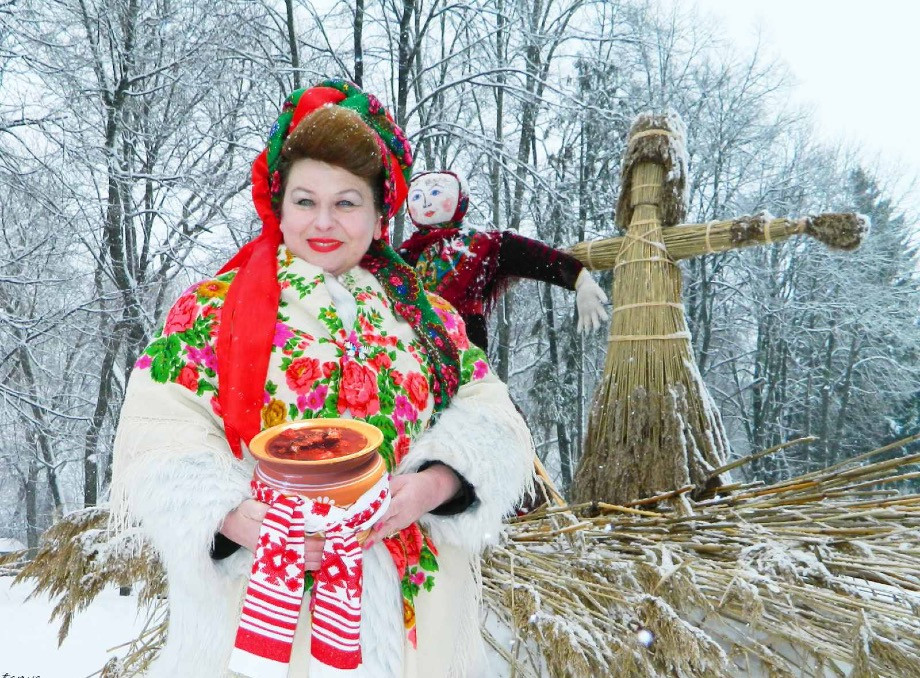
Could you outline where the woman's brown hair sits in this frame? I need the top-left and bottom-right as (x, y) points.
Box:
(279, 106), (385, 213)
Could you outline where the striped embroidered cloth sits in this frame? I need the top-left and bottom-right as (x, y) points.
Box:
(229, 474), (391, 677)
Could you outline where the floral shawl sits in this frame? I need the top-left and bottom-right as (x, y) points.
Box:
(133, 246), (491, 646)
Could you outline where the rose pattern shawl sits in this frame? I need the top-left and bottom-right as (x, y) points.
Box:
(134, 246), (491, 645)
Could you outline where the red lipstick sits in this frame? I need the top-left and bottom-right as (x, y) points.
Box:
(307, 239), (343, 253)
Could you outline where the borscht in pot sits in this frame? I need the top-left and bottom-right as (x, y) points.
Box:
(247, 419), (385, 508)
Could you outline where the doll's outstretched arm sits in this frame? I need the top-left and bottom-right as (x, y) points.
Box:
(498, 231), (608, 332)
(496, 230), (583, 289)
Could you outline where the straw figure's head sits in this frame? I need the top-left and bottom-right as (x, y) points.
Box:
(407, 170), (469, 229)
(615, 112), (688, 231)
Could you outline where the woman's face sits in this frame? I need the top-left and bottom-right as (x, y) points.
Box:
(280, 158), (382, 276)
(407, 173), (460, 226)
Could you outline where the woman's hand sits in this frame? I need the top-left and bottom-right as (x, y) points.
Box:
(365, 465), (461, 547)
(219, 499), (324, 568)
(219, 499), (270, 552)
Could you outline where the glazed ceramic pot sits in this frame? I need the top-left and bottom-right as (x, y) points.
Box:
(248, 419), (386, 508)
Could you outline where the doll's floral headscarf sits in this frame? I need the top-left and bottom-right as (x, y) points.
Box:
(216, 79), (460, 458)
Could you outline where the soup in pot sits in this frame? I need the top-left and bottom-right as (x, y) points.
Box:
(265, 426), (368, 461)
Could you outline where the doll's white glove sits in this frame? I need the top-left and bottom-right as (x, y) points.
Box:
(575, 269), (609, 333)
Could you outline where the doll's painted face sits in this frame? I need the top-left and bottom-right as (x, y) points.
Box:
(407, 173), (460, 226)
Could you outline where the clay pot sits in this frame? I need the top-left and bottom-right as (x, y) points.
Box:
(248, 419), (386, 508)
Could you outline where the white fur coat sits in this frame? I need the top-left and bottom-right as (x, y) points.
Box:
(109, 263), (534, 678)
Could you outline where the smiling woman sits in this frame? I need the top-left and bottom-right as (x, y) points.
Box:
(278, 105), (387, 276)
(108, 79), (534, 678)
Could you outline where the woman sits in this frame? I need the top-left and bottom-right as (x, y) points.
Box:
(109, 79), (534, 678)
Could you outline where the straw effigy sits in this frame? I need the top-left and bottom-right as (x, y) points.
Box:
(4, 434), (920, 677)
(572, 113), (732, 505)
(570, 111), (869, 507)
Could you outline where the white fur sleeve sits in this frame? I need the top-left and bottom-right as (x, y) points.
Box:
(397, 373), (534, 553)
(108, 369), (253, 577)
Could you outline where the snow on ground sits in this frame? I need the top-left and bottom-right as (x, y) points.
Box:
(0, 538), (27, 553)
(0, 576), (144, 678)
(0, 574), (521, 678)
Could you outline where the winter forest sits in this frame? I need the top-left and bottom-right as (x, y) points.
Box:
(1, 0), (918, 552)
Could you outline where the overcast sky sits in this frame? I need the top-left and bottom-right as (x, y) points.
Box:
(664, 0), (920, 212)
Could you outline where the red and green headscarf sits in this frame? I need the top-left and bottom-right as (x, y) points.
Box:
(216, 79), (460, 459)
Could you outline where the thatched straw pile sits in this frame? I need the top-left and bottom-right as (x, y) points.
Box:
(0, 510), (166, 676)
(570, 213), (869, 271)
(484, 433), (920, 677)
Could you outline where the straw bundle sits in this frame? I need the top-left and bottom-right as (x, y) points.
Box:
(0, 551), (27, 577)
(0, 508), (166, 676)
(573, 114), (730, 505)
(485, 433), (920, 677)
(569, 213), (869, 271)
(662, 212), (869, 259)
(805, 213), (869, 250)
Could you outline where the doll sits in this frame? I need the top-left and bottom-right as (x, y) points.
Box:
(399, 170), (608, 350)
